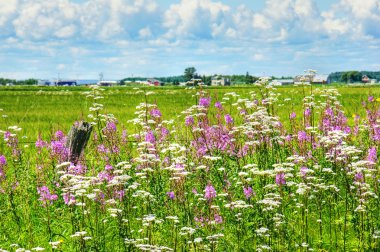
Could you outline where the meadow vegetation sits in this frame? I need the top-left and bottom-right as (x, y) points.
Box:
(0, 82), (380, 251)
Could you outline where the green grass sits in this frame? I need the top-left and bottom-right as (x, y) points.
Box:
(0, 84), (378, 140)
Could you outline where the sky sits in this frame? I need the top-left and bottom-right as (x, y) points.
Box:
(0, 0), (379, 80)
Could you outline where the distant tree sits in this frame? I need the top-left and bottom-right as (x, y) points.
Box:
(184, 67), (197, 81)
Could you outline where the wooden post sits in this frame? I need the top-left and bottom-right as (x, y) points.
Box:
(66, 121), (93, 164)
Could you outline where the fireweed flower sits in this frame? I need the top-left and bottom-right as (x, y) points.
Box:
(275, 173), (286, 185)
(204, 184), (216, 200)
(367, 147), (377, 163)
(185, 116), (194, 126)
(368, 96), (375, 102)
(145, 131), (156, 144)
(199, 97), (211, 107)
(304, 108), (311, 117)
(37, 186), (58, 207)
(0, 155), (6, 180)
(243, 187), (255, 199)
(0, 155), (6, 166)
(106, 121), (117, 132)
(215, 101), (223, 110)
(298, 131), (307, 142)
(150, 108), (162, 118)
(224, 114), (233, 124)
(166, 191), (175, 200)
(55, 130), (65, 140)
(290, 112), (296, 119)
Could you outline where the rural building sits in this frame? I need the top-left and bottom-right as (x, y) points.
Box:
(294, 75), (328, 84)
(311, 75), (329, 84)
(274, 79), (293, 85)
(54, 80), (77, 86)
(97, 80), (118, 86)
(211, 76), (231, 86)
(362, 75), (370, 83)
(147, 79), (162, 86)
(186, 78), (204, 86)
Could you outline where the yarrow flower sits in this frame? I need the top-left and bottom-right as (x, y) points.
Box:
(204, 184), (216, 200)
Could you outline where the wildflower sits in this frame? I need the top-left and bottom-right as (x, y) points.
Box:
(166, 191), (175, 200)
(275, 173), (286, 185)
(214, 214), (223, 224)
(106, 121), (117, 132)
(290, 112), (296, 119)
(185, 116), (194, 126)
(199, 97), (211, 107)
(215, 101), (223, 110)
(0, 155), (6, 166)
(37, 186), (58, 207)
(150, 108), (162, 118)
(304, 108), (311, 117)
(368, 96), (375, 102)
(224, 114), (233, 124)
(145, 131), (156, 144)
(367, 147), (377, 163)
(354, 172), (364, 182)
(298, 131), (307, 142)
(243, 187), (255, 199)
(55, 130), (64, 140)
(204, 184), (217, 200)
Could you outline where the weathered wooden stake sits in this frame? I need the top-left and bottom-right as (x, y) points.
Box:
(65, 121), (93, 164)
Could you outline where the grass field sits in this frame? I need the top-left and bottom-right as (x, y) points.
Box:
(1, 83), (380, 251)
(0, 84), (378, 140)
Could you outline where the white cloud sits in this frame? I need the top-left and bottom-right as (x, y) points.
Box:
(163, 0), (231, 38)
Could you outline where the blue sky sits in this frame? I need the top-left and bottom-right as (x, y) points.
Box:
(0, 0), (379, 80)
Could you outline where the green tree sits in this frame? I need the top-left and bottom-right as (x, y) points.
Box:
(184, 67), (197, 81)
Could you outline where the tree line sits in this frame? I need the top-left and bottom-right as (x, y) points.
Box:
(328, 71), (380, 83)
(0, 78), (37, 86)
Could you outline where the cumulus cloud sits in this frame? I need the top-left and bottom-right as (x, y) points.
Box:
(321, 0), (380, 39)
(163, 0), (231, 39)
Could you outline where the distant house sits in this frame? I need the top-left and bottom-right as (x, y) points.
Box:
(362, 75), (370, 83)
(186, 78), (204, 86)
(294, 74), (328, 84)
(311, 75), (329, 84)
(274, 79), (293, 85)
(97, 80), (118, 86)
(294, 75), (311, 84)
(54, 80), (77, 86)
(147, 79), (162, 86)
(38, 80), (53, 86)
(370, 79), (377, 84)
(211, 76), (231, 86)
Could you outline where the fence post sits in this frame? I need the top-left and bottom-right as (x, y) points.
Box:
(65, 121), (93, 164)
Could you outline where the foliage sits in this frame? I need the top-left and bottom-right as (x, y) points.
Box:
(0, 84), (380, 250)
(184, 67), (197, 81)
(329, 71), (380, 83)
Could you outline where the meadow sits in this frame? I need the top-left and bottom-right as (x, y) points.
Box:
(0, 82), (380, 251)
